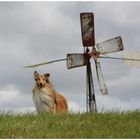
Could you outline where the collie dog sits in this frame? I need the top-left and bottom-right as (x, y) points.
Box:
(33, 71), (68, 113)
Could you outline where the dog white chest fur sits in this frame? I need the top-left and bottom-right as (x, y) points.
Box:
(33, 87), (56, 113)
(33, 71), (68, 113)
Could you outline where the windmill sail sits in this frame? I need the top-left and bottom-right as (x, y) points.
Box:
(80, 13), (95, 47)
(96, 36), (123, 54)
(95, 59), (108, 95)
(99, 53), (140, 68)
(24, 58), (66, 68)
(122, 53), (140, 67)
(67, 53), (89, 69)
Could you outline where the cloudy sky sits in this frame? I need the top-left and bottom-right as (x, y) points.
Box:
(0, 1), (140, 113)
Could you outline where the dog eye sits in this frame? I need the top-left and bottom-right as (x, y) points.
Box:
(37, 78), (40, 81)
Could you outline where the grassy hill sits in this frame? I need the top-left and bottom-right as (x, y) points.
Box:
(0, 111), (140, 138)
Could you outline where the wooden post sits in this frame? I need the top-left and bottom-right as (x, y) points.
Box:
(86, 48), (97, 112)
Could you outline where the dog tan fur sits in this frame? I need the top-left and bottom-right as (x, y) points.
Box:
(33, 71), (68, 113)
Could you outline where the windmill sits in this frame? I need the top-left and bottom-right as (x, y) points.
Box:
(25, 12), (140, 112)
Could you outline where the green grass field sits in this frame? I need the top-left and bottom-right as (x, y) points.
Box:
(0, 111), (140, 138)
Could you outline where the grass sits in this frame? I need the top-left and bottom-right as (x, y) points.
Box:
(0, 110), (140, 138)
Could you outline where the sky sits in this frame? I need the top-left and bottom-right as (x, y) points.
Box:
(0, 1), (140, 113)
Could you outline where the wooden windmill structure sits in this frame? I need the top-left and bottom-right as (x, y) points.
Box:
(25, 12), (140, 112)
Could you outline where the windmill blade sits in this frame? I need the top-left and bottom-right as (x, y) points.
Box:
(96, 36), (123, 54)
(24, 58), (66, 68)
(94, 59), (108, 95)
(122, 53), (140, 67)
(67, 53), (89, 69)
(80, 12), (95, 47)
(99, 53), (140, 68)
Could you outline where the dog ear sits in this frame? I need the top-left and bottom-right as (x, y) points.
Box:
(34, 71), (39, 81)
(44, 73), (50, 83)
(44, 73), (50, 78)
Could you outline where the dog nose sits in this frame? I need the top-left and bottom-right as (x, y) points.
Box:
(40, 83), (43, 87)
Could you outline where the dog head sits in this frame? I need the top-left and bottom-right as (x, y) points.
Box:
(34, 71), (50, 88)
